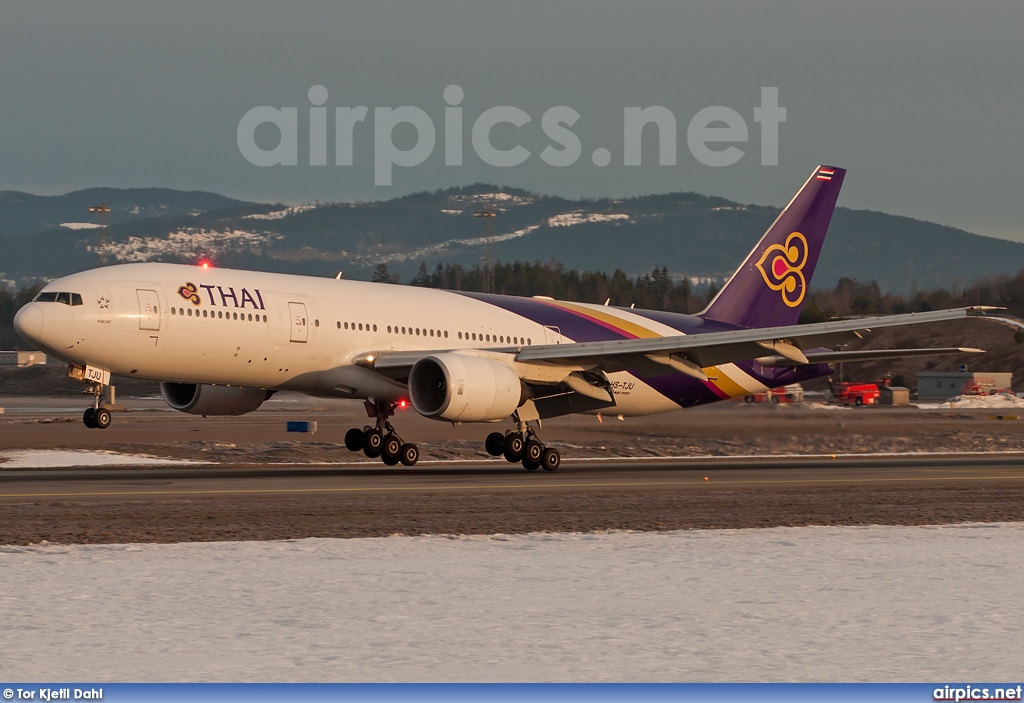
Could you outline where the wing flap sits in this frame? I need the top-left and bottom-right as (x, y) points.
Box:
(755, 347), (985, 368)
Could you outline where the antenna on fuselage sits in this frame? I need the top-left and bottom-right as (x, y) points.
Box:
(335, 272), (344, 279)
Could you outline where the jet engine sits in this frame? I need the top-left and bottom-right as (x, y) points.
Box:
(160, 382), (271, 416)
(408, 353), (524, 422)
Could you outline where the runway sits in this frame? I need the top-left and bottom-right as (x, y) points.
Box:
(3, 452), (1024, 497)
(3, 396), (1024, 544)
(2, 453), (1023, 545)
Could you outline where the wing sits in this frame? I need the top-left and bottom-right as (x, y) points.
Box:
(511, 306), (1003, 380)
(360, 305), (1012, 384)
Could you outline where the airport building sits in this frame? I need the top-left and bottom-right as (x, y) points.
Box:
(916, 371), (1013, 400)
(0, 350), (48, 367)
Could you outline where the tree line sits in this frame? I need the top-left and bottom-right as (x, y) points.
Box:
(376, 261), (701, 313)
(378, 260), (1024, 321)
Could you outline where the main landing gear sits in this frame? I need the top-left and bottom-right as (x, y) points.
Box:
(485, 423), (561, 472)
(82, 382), (112, 429)
(343, 400), (419, 466)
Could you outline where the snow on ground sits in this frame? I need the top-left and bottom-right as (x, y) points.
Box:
(547, 211), (631, 227)
(1, 524), (1021, 682)
(0, 449), (198, 468)
(243, 205), (317, 220)
(59, 222), (103, 230)
(372, 225), (542, 265)
(781, 402), (851, 411)
(448, 192), (533, 206)
(91, 228), (281, 263)
(939, 394), (1024, 408)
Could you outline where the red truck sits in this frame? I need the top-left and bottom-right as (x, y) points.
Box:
(831, 381), (881, 406)
(960, 378), (1014, 397)
(742, 384), (804, 404)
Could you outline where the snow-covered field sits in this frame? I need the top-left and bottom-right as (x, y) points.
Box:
(0, 449), (198, 468)
(1, 524), (1021, 682)
(939, 394), (1024, 408)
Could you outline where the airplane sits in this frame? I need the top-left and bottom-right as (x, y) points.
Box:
(13, 165), (1015, 471)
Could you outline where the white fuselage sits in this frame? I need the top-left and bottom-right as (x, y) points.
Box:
(18, 263), (714, 416)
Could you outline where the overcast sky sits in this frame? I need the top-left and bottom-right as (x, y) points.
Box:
(2, 1), (1022, 240)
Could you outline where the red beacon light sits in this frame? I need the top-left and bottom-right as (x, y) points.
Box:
(197, 258), (214, 270)
(398, 399), (408, 409)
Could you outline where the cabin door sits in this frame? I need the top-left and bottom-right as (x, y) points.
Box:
(288, 302), (308, 343)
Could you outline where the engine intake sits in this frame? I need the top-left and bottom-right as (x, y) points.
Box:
(160, 382), (271, 416)
(408, 353), (524, 422)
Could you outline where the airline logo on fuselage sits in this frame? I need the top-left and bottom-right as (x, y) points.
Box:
(177, 282), (266, 310)
(754, 231), (808, 308)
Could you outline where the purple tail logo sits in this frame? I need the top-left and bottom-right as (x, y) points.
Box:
(700, 165), (845, 329)
(755, 231), (808, 308)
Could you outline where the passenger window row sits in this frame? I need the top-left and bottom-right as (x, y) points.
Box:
(332, 320), (531, 346)
(172, 307), (267, 322)
(458, 331), (530, 345)
(338, 321), (379, 332)
(34, 292), (83, 306)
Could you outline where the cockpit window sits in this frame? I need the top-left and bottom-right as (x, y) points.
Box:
(33, 291), (83, 306)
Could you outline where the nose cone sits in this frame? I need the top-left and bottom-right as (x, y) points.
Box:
(13, 303), (43, 344)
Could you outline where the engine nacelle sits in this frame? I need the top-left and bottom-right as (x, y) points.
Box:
(160, 382), (271, 416)
(409, 353), (524, 422)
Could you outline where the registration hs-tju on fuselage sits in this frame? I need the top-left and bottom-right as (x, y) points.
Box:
(14, 166), (1014, 470)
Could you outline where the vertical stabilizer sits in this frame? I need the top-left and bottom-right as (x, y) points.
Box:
(701, 165), (845, 328)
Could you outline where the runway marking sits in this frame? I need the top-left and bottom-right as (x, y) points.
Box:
(2, 472), (1023, 499)
(4, 450), (1024, 471)
(266, 449), (1024, 468)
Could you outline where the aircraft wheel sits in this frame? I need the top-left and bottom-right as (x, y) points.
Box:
(83, 408), (97, 429)
(522, 458), (540, 471)
(400, 443), (419, 466)
(503, 433), (524, 462)
(523, 439), (544, 465)
(363, 428), (384, 458)
(382, 434), (402, 463)
(541, 447), (561, 472)
(485, 432), (505, 456)
(344, 428), (364, 452)
(93, 408), (112, 430)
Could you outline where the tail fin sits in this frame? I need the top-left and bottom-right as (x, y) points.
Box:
(701, 165), (845, 328)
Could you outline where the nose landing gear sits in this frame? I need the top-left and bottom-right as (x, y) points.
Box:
(343, 400), (419, 466)
(485, 421), (561, 472)
(81, 381), (112, 429)
(83, 406), (111, 429)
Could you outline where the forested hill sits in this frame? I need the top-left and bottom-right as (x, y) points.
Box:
(1, 184), (1022, 294)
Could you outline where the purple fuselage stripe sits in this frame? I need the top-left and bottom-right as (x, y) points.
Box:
(455, 291), (834, 407)
(458, 292), (635, 342)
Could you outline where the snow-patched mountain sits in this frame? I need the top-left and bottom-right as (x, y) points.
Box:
(2, 183), (1023, 293)
(0, 187), (248, 239)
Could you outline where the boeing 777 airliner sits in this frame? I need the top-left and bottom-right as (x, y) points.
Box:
(13, 166), (1011, 470)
